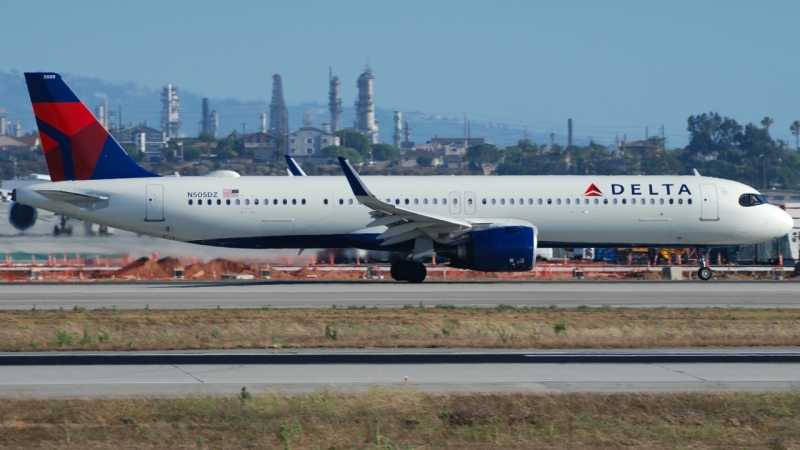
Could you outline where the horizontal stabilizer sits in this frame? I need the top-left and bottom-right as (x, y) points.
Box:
(35, 189), (108, 204)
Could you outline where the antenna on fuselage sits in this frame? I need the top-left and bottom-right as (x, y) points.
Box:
(693, 169), (701, 176)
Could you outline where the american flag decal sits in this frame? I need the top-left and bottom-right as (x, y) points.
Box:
(223, 189), (240, 198)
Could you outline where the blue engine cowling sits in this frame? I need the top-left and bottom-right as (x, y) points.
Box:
(8, 201), (38, 231)
(450, 225), (536, 272)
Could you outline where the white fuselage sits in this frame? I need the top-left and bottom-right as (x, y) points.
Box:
(15, 175), (793, 250)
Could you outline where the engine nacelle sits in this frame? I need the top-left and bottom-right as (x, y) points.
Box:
(8, 202), (38, 231)
(450, 225), (537, 272)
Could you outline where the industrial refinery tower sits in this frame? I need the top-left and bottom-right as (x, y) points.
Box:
(328, 69), (342, 133)
(355, 66), (379, 144)
(161, 84), (181, 139)
(268, 74), (288, 142)
(199, 98), (219, 138)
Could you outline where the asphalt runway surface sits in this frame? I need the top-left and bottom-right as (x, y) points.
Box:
(1, 349), (799, 397)
(0, 281), (798, 310)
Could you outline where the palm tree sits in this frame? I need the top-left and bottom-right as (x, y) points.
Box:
(761, 117), (775, 132)
(791, 120), (800, 151)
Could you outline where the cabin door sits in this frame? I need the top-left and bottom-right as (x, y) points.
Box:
(145, 184), (164, 222)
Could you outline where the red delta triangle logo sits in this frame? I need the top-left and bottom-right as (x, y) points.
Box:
(583, 183), (603, 197)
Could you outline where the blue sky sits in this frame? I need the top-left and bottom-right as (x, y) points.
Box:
(3, 0), (800, 147)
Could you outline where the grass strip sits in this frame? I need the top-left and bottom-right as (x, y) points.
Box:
(1, 390), (799, 449)
(2, 305), (800, 351)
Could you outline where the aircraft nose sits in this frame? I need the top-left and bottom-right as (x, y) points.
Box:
(777, 207), (794, 236)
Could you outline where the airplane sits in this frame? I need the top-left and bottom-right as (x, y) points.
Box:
(10, 72), (794, 282)
(285, 155), (306, 176)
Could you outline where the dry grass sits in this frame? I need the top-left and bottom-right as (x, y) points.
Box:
(1, 389), (799, 448)
(2, 306), (800, 351)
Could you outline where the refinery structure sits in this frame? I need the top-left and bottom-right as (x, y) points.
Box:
(354, 66), (379, 144)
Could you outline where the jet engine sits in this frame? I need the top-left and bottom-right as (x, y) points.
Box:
(449, 224), (537, 272)
(8, 202), (38, 231)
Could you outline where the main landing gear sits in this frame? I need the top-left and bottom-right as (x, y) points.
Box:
(390, 260), (427, 283)
(696, 247), (713, 281)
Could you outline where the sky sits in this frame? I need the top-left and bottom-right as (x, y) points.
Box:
(3, 0), (800, 147)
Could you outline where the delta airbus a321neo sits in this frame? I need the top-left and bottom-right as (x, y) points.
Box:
(10, 73), (793, 282)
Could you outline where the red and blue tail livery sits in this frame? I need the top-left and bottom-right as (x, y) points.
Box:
(24, 72), (157, 181)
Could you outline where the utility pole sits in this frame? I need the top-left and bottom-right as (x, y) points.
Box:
(550, 132), (555, 146)
(524, 126), (528, 141)
(568, 119), (573, 147)
(660, 124), (665, 148)
(645, 127), (648, 140)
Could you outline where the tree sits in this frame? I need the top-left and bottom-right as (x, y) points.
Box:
(466, 143), (500, 174)
(322, 145), (362, 163)
(416, 156), (432, 167)
(198, 132), (217, 142)
(371, 143), (400, 161)
(761, 117), (774, 133)
(334, 130), (371, 159)
(791, 121), (800, 151)
(495, 162), (525, 175)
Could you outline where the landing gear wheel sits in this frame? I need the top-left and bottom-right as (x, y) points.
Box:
(697, 267), (713, 281)
(406, 262), (427, 283)
(390, 260), (408, 281)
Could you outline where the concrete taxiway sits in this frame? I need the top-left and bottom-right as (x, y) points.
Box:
(0, 281), (798, 310)
(1, 349), (799, 397)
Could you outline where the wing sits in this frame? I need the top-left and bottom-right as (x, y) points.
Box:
(337, 157), (472, 246)
(284, 155), (307, 176)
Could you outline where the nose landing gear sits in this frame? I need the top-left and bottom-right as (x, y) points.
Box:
(696, 247), (713, 281)
(389, 259), (427, 283)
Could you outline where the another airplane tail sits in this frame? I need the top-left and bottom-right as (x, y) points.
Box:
(24, 72), (157, 181)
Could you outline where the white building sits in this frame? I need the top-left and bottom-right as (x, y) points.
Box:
(287, 126), (340, 163)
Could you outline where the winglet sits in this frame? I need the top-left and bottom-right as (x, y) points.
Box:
(337, 157), (372, 197)
(284, 155), (307, 176)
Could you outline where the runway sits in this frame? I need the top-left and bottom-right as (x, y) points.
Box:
(1, 349), (799, 397)
(0, 280), (798, 310)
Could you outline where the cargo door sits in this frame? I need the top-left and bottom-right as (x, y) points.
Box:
(145, 184), (164, 222)
(699, 184), (719, 221)
(464, 191), (476, 215)
(449, 191), (461, 215)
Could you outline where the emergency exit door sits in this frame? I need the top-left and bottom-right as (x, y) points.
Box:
(699, 184), (719, 221)
(145, 184), (164, 222)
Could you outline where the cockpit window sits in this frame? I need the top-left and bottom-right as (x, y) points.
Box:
(739, 193), (768, 207)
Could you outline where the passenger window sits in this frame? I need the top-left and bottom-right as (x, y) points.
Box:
(678, 198), (683, 204)
(659, 198), (664, 205)
(556, 198), (562, 205)
(565, 199), (570, 205)
(631, 198), (636, 205)
(612, 199), (617, 204)
(528, 199), (533, 205)
(500, 199), (505, 205)
(424, 199), (429, 205)
(414, 199), (419, 205)
(324, 199), (328, 205)
(405, 199), (409, 205)
(603, 199), (608, 204)
(594, 199), (599, 205)
(188, 199), (193, 205)
(443, 199), (447, 205)
(395, 199), (400, 205)
(519, 198), (523, 205)
(649, 198), (654, 205)
(217, 199), (221, 205)
(510, 198), (515, 205)
(669, 199), (674, 205)
(235, 199), (241, 205)
(538, 198), (543, 205)
(226, 199), (231, 205)
(283, 199), (287, 205)
(254, 199), (259, 205)
(433, 198), (438, 205)
(688, 198), (693, 205)
(482, 198), (487, 205)
(453, 199), (458, 205)
(273, 199), (278, 205)
(547, 199), (552, 205)
(245, 199), (250, 205)
(468, 198), (473, 205)
(491, 199), (496, 205)
(302, 199), (306, 205)
(339, 199), (343, 205)
(622, 199), (627, 205)
(349, 199), (354, 205)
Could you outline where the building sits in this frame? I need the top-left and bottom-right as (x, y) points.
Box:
(243, 131), (280, 161)
(415, 137), (484, 169)
(287, 126), (339, 163)
(111, 123), (166, 162)
(401, 149), (441, 168)
(161, 84), (181, 140)
(354, 67), (379, 144)
(0, 135), (37, 160)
